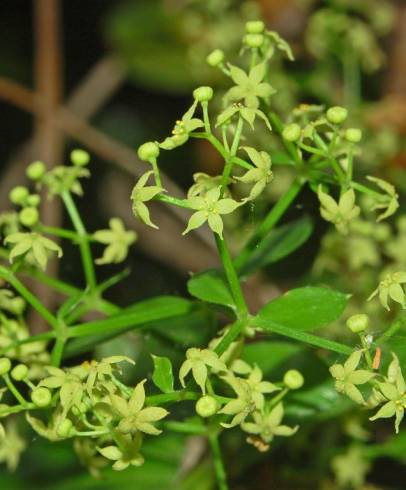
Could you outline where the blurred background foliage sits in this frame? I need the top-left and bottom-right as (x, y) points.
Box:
(0, 0), (405, 488)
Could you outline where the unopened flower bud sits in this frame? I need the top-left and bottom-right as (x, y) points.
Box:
(193, 86), (214, 103)
(19, 207), (39, 227)
(26, 161), (46, 180)
(9, 297), (26, 315)
(11, 364), (28, 381)
(196, 395), (218, 417)
(245, 20), (265, 34)
(9, 186), (29, 205)
(31, 387), (52, 407)
(206, 49), (224, 67)
(346, 314), (369, 333)
(283, 369), (304, 390)
(26, 194), (41, 207)
(326, 106), (348, 125)
(0, 358), (11, 376)
(243, 33), (264, 49)
(137, 142), (160, 162)
(345, 128), (362, 143)
(282, 123), (301, 142)
(56, 419), (73, 438)
(71, 149), (90, 167)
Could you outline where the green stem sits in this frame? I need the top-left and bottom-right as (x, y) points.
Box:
(38, 225), (92, 242)
(360, 335), (373, 369)
(214, 320), (245, 356)
(342, 50), (360, 110)
(376, 315), (406, 346)
(3, 374), (27, 406)
(268, 112), (301, 166)
(0, 267), (59, 330)
(235, 178), (305, 269)
(350, 182), (383, 200)
(164, 421), (207, 435)
(208, 432), (229, 490)
(146, 390), (200, 406)
(202, 101), (211, 134)
(215, 235), (248, 319)
(151, 158), (162, 188)
(62, 191), (97, 290)
(268, 387), (289, 410)
(0, 331), (56, 356)
(155, 194), (192, 209)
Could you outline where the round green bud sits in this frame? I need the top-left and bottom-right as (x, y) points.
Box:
(326, 106), (348, 125)
(70, 149), (90, 167)
(9, 297), (26, 315)
(19, 207), (39, 227)
(26, 194), (41, 207)
(345, 128), (362, 143)
(243, 33), (264, 49)
(56, 419), (73, 438)
(31, 387), (52, 407)
(282, 123), (301, 142)
(283, 369), (304, 390)
(346, 314), (369, 333)
(206, 49), (224, 67)
(245, 20), (265, 34)
(195, 395), (219, 418)
(26, 161), (46, 180)
(9, 186), (29, 205)
(11, 364), (28, 381)
(193, 86), (214, 103)
(0, 358), (12, 376)
(137, 141), (160, 162)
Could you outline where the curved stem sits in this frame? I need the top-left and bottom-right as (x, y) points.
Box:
(208, 432), (229, 490)
(62, 191), (97, 290)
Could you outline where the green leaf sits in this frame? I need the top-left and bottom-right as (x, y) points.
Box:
(237, 216), (314, 277)
(187, 269), (235, 310)
(68, 296), (192, 338)
(253, 286), (348, 332)
(151, 355), (174, 393)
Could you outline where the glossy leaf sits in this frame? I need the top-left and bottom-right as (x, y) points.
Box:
(151, 355), (174, 393)
(187, 269), (235, 310)
(253, 286), (348, 332)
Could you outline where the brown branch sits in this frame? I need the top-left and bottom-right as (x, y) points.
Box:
(0, 76), (214, 250)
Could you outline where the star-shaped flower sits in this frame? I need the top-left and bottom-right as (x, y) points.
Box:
(219, 375), (255, 428)
(187, 173), (231, 199)
(236, 147), (273, 200)
(111, 379), (168, 435)
(329, 350), (374, 405)
(318, 186), (360, 235)
(179, 348), (227, 394)
(224, 62), (275, 109)
(4, 232), (62, 270)
(216, 103), (272, 132)
(370, 353), (406, 433)
(131, 171), (164, 229)
(183, 187), (241, 238)
(367, 271), (406, 310)
(241, 403), (298, 446)
(367, 176), (399, 222)
(93, 218), (136, 265)
(98, 433), (144, 471)
(160, 101), (204, 150)
(81, 356), (134, 394)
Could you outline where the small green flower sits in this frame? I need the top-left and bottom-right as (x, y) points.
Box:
(160, 101), (204, 150)
(4, 232), (62, 270)
(216, 103), (272, 131)
(81, 356), (134, 394)
(241, 403), (298, 445)
(187, 173), (231, 199)
(42, 165), (90, 197)
(370, 354), (406, 433)
(224, 62), (275, 109)
(0, 420), (26, 471)
(219, 376), (255, 428)
(367, 271), (406, 310)
(131, 171), (164, 229)
(330, 350), (374, 405)
(98, 433), (144, 471)
(39, 366), (84, 415)
(318, 186), (360, 235)
(331, 446), (370, 489)
(236, 147), (273, 200)
(111, 379), (168, 435)
(366, 176), (399, 222)
(93, 218), (136, 265)
(183, 187), (241, 238)
(266, 31), (294, 61)
(179, 348), (226, 394)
